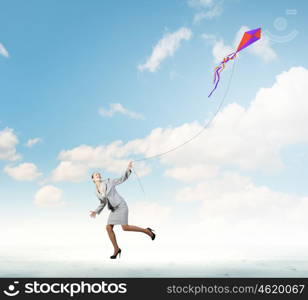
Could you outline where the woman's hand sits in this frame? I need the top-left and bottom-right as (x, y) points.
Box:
(128, 161), (133, 170)
(89, 211), (97, 218)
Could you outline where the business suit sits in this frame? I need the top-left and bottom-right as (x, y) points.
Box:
(94, 168), (132, 225)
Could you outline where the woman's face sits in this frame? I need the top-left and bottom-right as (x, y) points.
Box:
(92, 172), (102, 183)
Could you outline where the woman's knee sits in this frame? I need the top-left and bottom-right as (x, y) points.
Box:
(106, 224), (113, 231)
(121, 224), (129, 231)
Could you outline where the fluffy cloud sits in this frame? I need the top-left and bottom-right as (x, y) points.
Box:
(25, 138), (42, 148)
(203, 25), (277, 62)
(51, 66), (308, 183)
(145, 66), (306, 171)
(188, 0), (223, 24)
(4, 163), (42, 181)
(174, 171), (308, 256)
(153, 66), (308, 173)
(0, 43), (9, 58)
(202, 34), (233, 63)
(0, 128), (21, 161)
(99, 103), (144, 120)
(138, 27), (192, 72)
(188, 0), (213, 6)
(194, 5), (222, 23)
(165, 165), (219, 182)
(129, 201), (172, 227)
(34, 185), (64, 207)
(51, 161), (89, 183)
(51, 143), (150, 182)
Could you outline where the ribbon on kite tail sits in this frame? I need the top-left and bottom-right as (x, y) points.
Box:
(208, 27), (261, 98)
(209, 52), (237, 98)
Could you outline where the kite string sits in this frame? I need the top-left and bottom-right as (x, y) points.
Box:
(131, 167), (146, 199)
(132, 58), (237, 164)
(131, 59), (237, 198)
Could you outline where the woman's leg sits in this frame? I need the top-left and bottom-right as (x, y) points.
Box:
(121, 224), (153, 237)
(106, 224), (120, 254)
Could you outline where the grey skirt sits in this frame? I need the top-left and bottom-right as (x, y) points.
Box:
(107, 201), (129, 225)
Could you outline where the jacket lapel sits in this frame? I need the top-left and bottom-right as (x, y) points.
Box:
(104, 179), (111, 196)
(96, 179), (112, 198)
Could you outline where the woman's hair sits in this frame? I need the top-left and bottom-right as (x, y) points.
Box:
(91, 172), (101, 180)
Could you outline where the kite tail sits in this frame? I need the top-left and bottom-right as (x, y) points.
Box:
(208, 52), (237, 98)
(213, 65), (221, 84)
(209, 66), (222, 97)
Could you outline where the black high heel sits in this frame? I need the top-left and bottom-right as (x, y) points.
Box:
(146, 227), (156, 240)
(110, 248), (121, 259)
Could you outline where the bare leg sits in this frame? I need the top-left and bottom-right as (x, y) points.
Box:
(106, 224), (120, 255)
(121, 224), (153, 237)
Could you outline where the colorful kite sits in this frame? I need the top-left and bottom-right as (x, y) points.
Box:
(208, 27), (261, 97)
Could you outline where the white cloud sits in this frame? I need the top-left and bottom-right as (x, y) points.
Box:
(188, 0), (223, 24)
(193, 4), (222, 23)
(51, 67), (308, 182)
(165, 165), (219, 182)
(25, 138), (42, 148)
(204, 26), (277, 63)
(180, 171), (308, 237)
(129, 201), (172, 227)
(170, 171), (308, 259)
(203, 34), (233, 63)
(149, 67), (308, 173)
(4, 163), (43, 181)
(34, 185), (65, 207)
(188, 0), (213, 7)
(138, 27), (192, 72)
(0, 127), (21, 161)
(0, 43), (9, 58)
(51, 143), (150, 183)
(250, 34), (277, 62)
(51, 161), (89, 183)
(119, 67), (308, 172)
(99, 103), (144, 120)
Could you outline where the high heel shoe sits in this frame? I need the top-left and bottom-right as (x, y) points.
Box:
(146, 227), (156, 240)
(110, 248), (121, 259)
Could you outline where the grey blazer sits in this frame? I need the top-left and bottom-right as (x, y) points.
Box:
(94, 168), (132, 215)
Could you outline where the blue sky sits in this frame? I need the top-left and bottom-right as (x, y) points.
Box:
(1, 0), (308, 267)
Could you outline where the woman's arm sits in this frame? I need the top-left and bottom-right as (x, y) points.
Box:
(95, 200), (107, 215)
(112, 162), (133, 185)
(90, 199), (107, 218)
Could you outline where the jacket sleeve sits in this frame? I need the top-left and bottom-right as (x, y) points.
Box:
(112, 168), (132, 185)
(94, 199), (107, 215)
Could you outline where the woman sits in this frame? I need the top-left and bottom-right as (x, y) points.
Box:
(89, 161), (156, 259)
